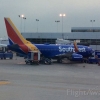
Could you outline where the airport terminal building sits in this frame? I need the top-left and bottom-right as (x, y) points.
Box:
(22, 27), (100, 50)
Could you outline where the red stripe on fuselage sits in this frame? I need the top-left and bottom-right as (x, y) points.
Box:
(5, 19), (28, 53)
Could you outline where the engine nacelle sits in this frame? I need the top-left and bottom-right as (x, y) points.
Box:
(71, 53), (83, 61)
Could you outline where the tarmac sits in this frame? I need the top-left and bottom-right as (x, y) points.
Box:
(0, 55), (100, 100)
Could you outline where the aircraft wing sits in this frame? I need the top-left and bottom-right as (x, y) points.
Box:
(55, 52), (74, 59)
(55, 52), (83, 63)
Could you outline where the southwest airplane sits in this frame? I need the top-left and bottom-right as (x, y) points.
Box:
(4, 17), (94, 63)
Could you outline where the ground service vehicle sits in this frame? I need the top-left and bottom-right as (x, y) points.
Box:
(0, 52), (13, 59)
(25, 51), (40, 65)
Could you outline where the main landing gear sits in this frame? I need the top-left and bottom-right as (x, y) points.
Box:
(40, 57), (52, 65)
(57, 58), (63, 63)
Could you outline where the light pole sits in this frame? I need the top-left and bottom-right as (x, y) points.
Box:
(59, 14), (66, 39)
(90, 20), (95, 29)
(23, 17), (26, 33)
(55, 20), (60, 33)
(18, 14), (24, 34)
(36, 19), (39, 33)
(90, 20), (97, 49)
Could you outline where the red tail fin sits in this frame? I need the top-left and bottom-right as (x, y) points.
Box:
(4, 17), (40, 53)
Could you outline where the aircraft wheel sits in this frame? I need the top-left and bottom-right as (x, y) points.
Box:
(26, 62), (28, 64)
(36, 61), (39, 65)
(44, 58), (52, 65)
(57, 58), (62, 63)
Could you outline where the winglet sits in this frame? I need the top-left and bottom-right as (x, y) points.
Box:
(73, 40), (79, 52)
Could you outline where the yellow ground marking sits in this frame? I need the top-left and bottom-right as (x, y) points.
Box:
(0, 81), (10, 85)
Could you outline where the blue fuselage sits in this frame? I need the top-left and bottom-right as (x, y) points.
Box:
(35, 44), (93, 58)
(7, 44), (94, 58)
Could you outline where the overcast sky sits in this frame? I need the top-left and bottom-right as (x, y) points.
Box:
(0, 0), (100, 38)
